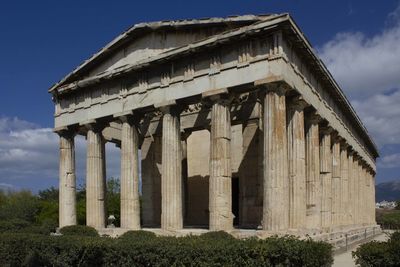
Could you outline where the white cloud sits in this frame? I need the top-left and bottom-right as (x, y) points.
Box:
(318, 7), (400, 99)
(351, 89), (400, 146)
(378, 153), (400, 169)
(0, 116), (120, 190)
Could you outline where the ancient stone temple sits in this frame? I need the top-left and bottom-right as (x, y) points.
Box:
(50, 14), (380, 246)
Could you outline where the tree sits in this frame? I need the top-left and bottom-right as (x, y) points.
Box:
(36, 188), (59, 227)
(0, 191), (40, 223)
(38, 187), (59, 202)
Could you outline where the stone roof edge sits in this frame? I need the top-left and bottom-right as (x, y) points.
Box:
(48, 14), (275, 93)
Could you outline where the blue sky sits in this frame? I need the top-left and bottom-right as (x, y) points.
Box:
(0, 0), (399, 192)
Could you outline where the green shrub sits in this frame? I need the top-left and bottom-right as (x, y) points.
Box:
(119, 230), (157, 241)
(60, 225), (99, 237)
(0, 232), (333, 266)
(0, 219), (30, 233)
(353, 231), (400, 266)
(200, 230), (235, 240)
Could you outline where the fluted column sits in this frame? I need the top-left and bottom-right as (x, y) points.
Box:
(209, 98), (233, 231)
(161, 106), (183, 231)
(120, 117), (140, 229)
(362, 165), (367, 225)
(340, 142), (349, 226)
(331, 136), (341, 226)
(370, 171), (376, 224)
(360, 165), (364, 225)
(305, 112), (321, 229)
(287, 97), (307, 229)
(320, 127), (333, 230)
(354, 157), (361, 225)
(347, 151), (354, 225)
(86, 125), (106, 229)
(262, 84), (289, 231)
(58, 130), (77, 228)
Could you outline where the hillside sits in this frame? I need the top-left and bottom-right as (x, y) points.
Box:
(376, 180), (400, 202)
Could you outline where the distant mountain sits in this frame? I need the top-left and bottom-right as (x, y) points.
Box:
(376, 180), (400, 202)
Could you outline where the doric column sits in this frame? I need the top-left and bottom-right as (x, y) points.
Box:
(340, 142), (349, 226)
(120, 116), (140, 229)
(360, 165), (364, 225)
(347, 150), (354, 225)
(320, 127), (333, 230)
(354, 156), (361, 225)
(262, 84), (289, 231)
(287, 97), (307, 229)
(305, 112), (321, 229)
(331, 135), (341, 227)
(362, 164), (368, 225)
(86, 124), (106, 229)
(58, 130), (77, 228)
(370, 171), (376, 224)
(209, 98), (233, 231)
(161, 106), (183, 231)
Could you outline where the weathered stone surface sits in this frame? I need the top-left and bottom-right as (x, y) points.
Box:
(347, 151), (355, 225)
(320, 128), (332, 230)
(332, 138), (341, 226)
(262, 84), (289, 231)
(86, 126), (106, 229)
(120, 119), (140, 229)
(209, 99), (233, 231)
(59, 132), (77, 227)
(305, 113), (321, 229)
(161, 107), (183, 231)
(287, 98), (307, 229)
(340, 145), (349, 225)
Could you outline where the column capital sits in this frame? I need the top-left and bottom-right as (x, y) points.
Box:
(331, 131), (342, 144)
(289, 95), (309, 111)
(319, 125), (334, 135)
(115, 113), (142, 127)
(347, 147), (355, 156)
(54, 126), (78, 138)
(353, 153), (361, 161)
(306, 111), (322, 124)
(80, 120), (108, 133)
(155, 101), (183, 116)
(263, 82), (288, 96)
(340, 140), (349, 150)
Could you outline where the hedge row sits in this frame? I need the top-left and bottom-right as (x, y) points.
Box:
(353, 231), (400, 267)
(0, 230), (333, 267)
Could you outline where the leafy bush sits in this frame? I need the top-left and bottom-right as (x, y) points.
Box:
(119, 230), (157, 241)
(60, 225), (99, 237)
(0, 218), (30, 232)
(0, 232), (333, 266)
(200, 230), (235, 240)
(353, 231), (400, 266)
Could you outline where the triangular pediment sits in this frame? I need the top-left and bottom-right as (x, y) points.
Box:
(50, 15), (274, 92)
